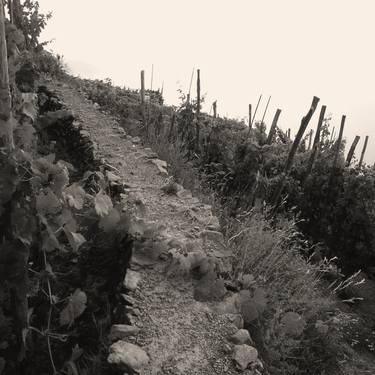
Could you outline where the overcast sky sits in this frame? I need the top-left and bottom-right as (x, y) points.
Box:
(38, 0), (374, 163)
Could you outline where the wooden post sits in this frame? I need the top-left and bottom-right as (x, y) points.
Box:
(271, 96), (320, 209)
(246, 103), (253, 139)
(248, 104), (252, 128)
(346, 135), (360, 166)
(307, 129), (313, 150)
(260, 95), (271, 126)
(8, 0), (13, 23)
(140, 70), (145, 104)
(196, 69), (201, 113)
(305, 105), (326, 177)
(251, 94), (262, 128)
(358, 135), (369, 168)
(266, 109), (282, 144)
(187, 67), (195, 104)
(196, 69), (201, 150)
(331, 115), (346, 170)
(168, 108), (176, 141)
(0, 0), (13, 148)
(213, 100), (217, 118)
(287, 128), (291, 139)
(12, 0), (22, 33)
(330, 126), (336, 143)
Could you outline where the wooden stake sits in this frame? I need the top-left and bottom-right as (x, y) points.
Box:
(271, 96), (320, 209)
(248, 104), (252, 128)
(330, 126), (336, 143)
(246, 103), (253, 139)
(346, 135), (360, 166)
(187, 67), (195, 104)
(251, 94), (262, 127)
(266, 109), (282, 144)
(196, 69), (201, 150)
(332, 115), (346, 170)
(213, 100), (217, 118)
(359, 135), (369, 168)
(0, 0), (13, 148)
(140, 70), (145, 104)
(168, 108), (176, 141)
(305, 105), (326, 177)
(307, 129), (313, 150)
(8, 0), (13, 23)
(287, 128), (291, 139)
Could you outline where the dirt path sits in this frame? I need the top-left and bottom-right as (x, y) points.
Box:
(48, 81), (252, 374)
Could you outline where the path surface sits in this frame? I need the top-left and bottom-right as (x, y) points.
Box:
(49, 81), (247, 374)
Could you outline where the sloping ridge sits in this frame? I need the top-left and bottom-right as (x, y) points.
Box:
(49, 80), (262, 374)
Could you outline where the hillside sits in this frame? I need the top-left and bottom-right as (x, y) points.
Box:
(1, 2), (375, 375)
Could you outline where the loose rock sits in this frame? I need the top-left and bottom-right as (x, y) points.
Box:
(151, 159), (168, 175)
(233, 345), (258, 371)
(229, 329), (253, 345)
(109, 325), (141, 341)
(108, 341), (149, 371)
(124, 270), (141, 291)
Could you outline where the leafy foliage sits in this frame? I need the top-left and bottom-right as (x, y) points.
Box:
(59, 288), (87, 327)
(12, 0), (52, 50)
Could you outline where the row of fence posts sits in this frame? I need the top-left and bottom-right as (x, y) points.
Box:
(138, 68), (370, 207)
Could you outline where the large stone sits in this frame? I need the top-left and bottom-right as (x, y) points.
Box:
(150, 159), (168, 176)
(109, 325), (140, 341)
(233, 345), (258, 371)
(124, 270), (141, 291)
(108, 341), (149, 371)
(229, 329), (253, 345)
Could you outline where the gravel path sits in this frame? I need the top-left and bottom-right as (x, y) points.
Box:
(49, 81), (245, 375)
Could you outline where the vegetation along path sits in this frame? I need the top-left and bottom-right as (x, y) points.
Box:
(48, 79), (262, 374)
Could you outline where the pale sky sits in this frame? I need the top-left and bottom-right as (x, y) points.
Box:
(38, 0), (374, 163)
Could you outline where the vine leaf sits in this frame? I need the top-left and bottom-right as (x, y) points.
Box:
(99, 207), (120, 232)
(64, 229), (86, 252)
(21, 93), (38, 122)
(58, 208), (77, 232)
(42, 229), (61, 252)
(51, 165), (69, 196)
(94, 190), (113, 217)
(0, 154), (19, 215)
(31, 156), (57, 182)
(11, 203), (36, 245)
(36, 188), (61, 215)
(14, 121), (36, 149)
(59, 289), (87, 327)
(63, 183), (86, 210)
